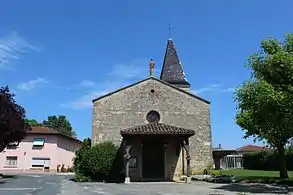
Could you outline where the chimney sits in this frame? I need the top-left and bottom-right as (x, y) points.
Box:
(149, 58), (155, 77)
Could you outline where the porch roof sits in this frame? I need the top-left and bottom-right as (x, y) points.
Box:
(120, 123), (195, 136)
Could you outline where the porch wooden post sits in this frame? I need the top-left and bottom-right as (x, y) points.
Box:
(124, 140), (132, 184)
(183, 138), (191, 183)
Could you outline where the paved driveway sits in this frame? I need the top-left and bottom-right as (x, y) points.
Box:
(0, 174), (292, 194)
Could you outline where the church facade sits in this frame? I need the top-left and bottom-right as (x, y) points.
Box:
(91, 38), (213, 183)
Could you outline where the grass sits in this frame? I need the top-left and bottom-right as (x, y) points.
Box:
(219, 169), (293, 185)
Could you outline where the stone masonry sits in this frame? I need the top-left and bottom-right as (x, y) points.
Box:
(91, 77), (213, 176)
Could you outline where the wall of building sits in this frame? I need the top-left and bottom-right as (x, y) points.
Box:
(92, 78), (213, 179)
(56, 136), (80, 169)
(0, 134), (79, 173)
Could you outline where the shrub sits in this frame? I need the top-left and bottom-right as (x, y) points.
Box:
(75, 173), (91, 182)
(78, 140), (118, 181)
(243, 150), (293, 170)
(191, 170), (203, 175)
(74, 138), (91, 173)
(210, 170), (223, 177)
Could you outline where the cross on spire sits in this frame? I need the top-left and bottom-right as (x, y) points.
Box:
(168, 24), (172, 40)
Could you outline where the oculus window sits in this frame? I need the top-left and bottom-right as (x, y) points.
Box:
(146, 110), (160, 123)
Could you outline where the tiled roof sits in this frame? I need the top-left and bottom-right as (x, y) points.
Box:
(27, 127), (81, 143)
(120, 123), (195, 136)
(160, 39), (190, 87)
(29, 127), (55, 134)
(236, 144), (271, 152)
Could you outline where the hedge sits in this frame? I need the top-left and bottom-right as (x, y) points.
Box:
(243, 151), (293, 170)
(73, 140), (123, 182)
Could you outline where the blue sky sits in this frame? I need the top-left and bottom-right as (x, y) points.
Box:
(0, 0), (292, 149)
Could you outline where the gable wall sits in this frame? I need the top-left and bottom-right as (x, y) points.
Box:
(92, 78), (213, 173)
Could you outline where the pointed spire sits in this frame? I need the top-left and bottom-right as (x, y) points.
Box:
(160, 39), (190, 88)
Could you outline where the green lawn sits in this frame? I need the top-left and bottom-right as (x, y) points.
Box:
(219, 169), (293, 185)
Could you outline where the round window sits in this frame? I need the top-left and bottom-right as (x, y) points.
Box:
(146, 110), (160, 123)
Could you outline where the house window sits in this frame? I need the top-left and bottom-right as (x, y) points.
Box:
(6, 156), (18, 166)
(32, 138), (45, 149)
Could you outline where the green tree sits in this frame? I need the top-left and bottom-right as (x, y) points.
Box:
(42, 115), (77, 137)
(0, 86), (30, 152)
(73, 138), (91, 178)
(235, 33), (293, 178)
(25, 119), (43, 127)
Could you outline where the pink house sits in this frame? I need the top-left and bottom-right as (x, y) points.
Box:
(0, 127), (82, 173)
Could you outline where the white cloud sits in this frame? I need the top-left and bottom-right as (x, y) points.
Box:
(63, 81), (130, 110)
(62, 90), (109, 110)
(192, 84), (235, 94)
(63, 58), (149, 110)
(223, 87), (235, 92)
(17, 77), (48, 91)
(78, 80), (95, 87)
(0, 32), (41, 69)
(108, 58), (149, 79)
(193, 84), (222, 94)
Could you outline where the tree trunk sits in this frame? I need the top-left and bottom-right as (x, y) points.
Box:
(277, 145), (288, 179)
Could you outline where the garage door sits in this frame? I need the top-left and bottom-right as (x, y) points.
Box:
(31, 157), (51, 168)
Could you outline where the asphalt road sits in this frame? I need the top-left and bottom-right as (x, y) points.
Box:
(0, 174), (229, 195)
(0, 174), (71, 195)
(0, 173), (289, 195)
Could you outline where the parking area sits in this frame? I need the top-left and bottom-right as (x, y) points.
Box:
(0, 174), (292, 195)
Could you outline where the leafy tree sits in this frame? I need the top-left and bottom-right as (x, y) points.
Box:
(234, 33), (293, 178)
(25, 119), (43, 127)
(0, 86), (30, 152)
(43, 115), (76, 137)
(73, 138), (91, 178)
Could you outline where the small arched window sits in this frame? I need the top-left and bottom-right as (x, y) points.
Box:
(146, 110), (160, 123)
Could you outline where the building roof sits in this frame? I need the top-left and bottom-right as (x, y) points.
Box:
(235, 144), (271, 152)
(27, 127), (82, 143)
(120, 122), (195, 136)
(92, 77), (210, 104)
(212, 150), (235, 158)
(160, 39), (190, 88)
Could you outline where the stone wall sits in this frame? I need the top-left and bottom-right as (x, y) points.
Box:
(92, 78), (213, 177)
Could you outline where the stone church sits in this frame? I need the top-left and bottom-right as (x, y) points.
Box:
(91, 38), (213, 183)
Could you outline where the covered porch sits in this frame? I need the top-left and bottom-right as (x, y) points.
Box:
(120, 123), (195, 184)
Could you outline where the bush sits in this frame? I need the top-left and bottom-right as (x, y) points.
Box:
(74, 138), (91, 173)
(210, 170), (224, 177)
(77, 140), (118, 182)
(243, 150), (293, 171)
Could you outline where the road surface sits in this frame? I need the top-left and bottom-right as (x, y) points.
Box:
(0, 173), (291, 194)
